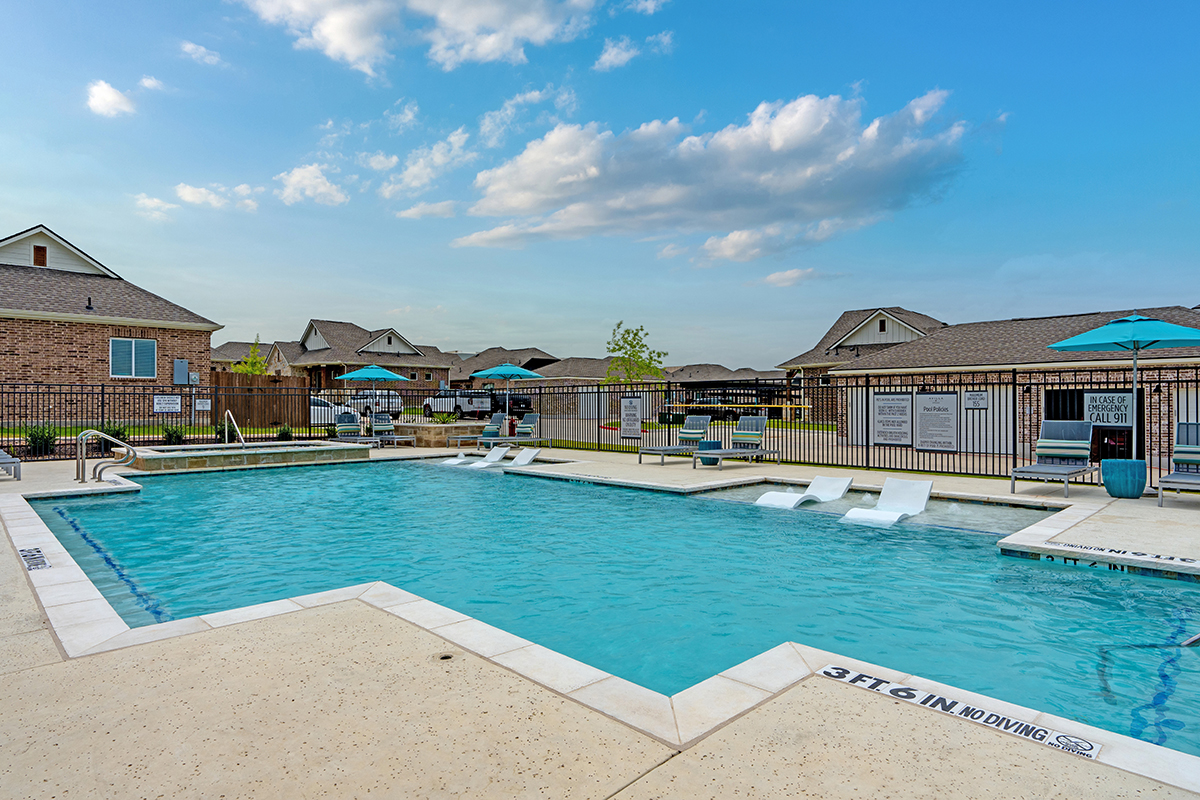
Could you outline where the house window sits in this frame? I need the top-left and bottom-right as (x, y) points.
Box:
(878, 319), (887, 333)
(409, 372), (417, 380)
(33, 245), (47, 267)
(110, 338), (157, 378)
(424, 372), (432, 381)
(387, 336), (392, 345)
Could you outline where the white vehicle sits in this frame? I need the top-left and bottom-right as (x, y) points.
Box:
(310, 396), (359, 425)
(422, 390), (492, 419)
(345, 389), (407, 417)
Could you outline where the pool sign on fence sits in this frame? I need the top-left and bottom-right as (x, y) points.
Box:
(1083, 392), (1132, 427)
(153, 394), (182, 414)
(873, 393), (912, 446)
(620, 397), (643, 439)
(819, 665), (1102, 759)
(915, 392), (959, 452)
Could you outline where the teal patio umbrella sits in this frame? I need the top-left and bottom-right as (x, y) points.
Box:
(337, 364), (411, 419)
(1049, 315), (1200, 462)
(470, 363), (542, 414)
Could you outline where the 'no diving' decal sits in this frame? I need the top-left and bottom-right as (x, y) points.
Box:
(820, 665), (1101, 759)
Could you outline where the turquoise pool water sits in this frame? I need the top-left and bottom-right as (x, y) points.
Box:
(33, 461), (1200, 756)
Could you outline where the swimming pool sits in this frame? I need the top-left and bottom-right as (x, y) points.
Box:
(33, 461), (1200, 756)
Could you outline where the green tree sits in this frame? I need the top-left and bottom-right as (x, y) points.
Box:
(604, 321), (667, 383)
(232, 335), (269, 375)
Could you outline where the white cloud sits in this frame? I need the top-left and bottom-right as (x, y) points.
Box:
(379, 127), (476, 197)
(181, 41), (224, 66)
(385, 99), (419, 131)
(175, 183), (228, 208)
(134, 194), (179, 222)
(139, 76), (165, 90)
(762, 268), (817, 287)
(358, 150), (400, 170)
(625, 0), (667, 13)
(274, 164), (350, 205)
(453, 90), (965, 260)
(593, 36), (639, 71)
(86, 81), (135, 117)
(237, 198), (260, 212)
(233, 183), (265, 196)
(397, 200), (456, 218)
(646, 30), (673, 53)
(657, 243), (686, 259)
(479, 85), (573, 148)
(239, 0), (596, 74)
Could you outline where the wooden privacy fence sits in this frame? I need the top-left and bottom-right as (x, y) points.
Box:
(211, 372), (309, 430)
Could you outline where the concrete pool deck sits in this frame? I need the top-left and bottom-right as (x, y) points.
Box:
(2, 449), (1200, 797)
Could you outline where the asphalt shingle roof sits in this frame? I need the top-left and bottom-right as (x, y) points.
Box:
(450, 347), (559, 380)
(833, 306), (1200, 372)
(280, 320), (454, 369)
(777, 307), (947, 369)
(0, 263), (219, 329)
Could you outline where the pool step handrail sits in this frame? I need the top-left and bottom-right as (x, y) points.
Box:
(223, 409), (246, 447)
(1182, 632), (1200, 647)
(76, 430), (139, 484)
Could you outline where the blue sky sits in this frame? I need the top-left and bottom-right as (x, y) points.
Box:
(2, 1), (1197, 368)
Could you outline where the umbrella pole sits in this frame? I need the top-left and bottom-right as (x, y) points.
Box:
(1132, 348), (1139, 463)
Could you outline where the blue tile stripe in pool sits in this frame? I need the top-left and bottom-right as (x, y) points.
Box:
(30, 460), (1200, 757)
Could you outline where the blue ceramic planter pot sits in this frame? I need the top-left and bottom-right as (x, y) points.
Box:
(698, 439), (721, 466)
(1102, 459), (1146, 499)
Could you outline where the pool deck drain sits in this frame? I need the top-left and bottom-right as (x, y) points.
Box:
(3, 450), (1200, 797)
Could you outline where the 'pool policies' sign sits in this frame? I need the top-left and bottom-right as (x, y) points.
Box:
(620, 397), (643, 439)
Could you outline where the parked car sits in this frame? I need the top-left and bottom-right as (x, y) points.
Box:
(345, 389), (407, 418)
(422, 390), (493, 419)
(310, 396), (360, 425)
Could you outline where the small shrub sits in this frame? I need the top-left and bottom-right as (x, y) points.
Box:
(324, 424), (337, 439)
(162, 424), (187, 446)
(431, 412), (459, 425)
(24, 424), (58, 456)
(276, 425), (294, 441)
(214, 420), (239, 444)
(97, 422), (128, 442)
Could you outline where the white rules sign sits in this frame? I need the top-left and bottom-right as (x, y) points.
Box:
(620, 397), (643, 439)
(1084, 392), (1132, 427)
(873, 393), (912, 446)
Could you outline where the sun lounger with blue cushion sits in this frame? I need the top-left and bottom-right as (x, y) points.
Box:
(371, 414), (416, 448)
(639, 415), (711, 464)
(449, 413), (506, 449)
(691, 416), (780, 470)
(841, 478), (932, 526)
(482, 413), (550, 449)
(1010, 420), (1098, 497)
(1159, 422), (1200, 506)
(335, 413), (378, 446)
(756, 475), (852, 508)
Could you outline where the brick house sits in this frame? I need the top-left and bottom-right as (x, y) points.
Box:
(0, 225), (220, 386)
(266, 319), (454, 395)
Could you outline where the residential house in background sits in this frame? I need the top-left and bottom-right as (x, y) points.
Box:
(450, 347), (560, 387)
(266, 319), (454, 392)
(210, 341), (256, 372)
(776, 307), (948, 381)
(0, 225), (220, 385)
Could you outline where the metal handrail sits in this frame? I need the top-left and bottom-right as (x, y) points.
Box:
(223, 409), (246, 447)
(76, 430), (139, 484)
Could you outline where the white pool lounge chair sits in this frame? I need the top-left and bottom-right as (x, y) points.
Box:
(638, 415), (711, 464)
(841, 478), (932, 526)
(755, 476), (853, 508)
(441, 452), (470, 465)
(1010, 420), (1098, 497)
(1159, 422), (1200, 507)
(457, 446), (511, 469)
(473, 447), (542, 470)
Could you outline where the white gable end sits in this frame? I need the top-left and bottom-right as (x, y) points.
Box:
(837, 311), (924, 347)
(360, 329), (420, 356)
(301, 324), (329, 351)
(0, 230), (111, 275)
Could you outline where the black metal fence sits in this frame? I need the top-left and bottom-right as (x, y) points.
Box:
(3, 368), (1198, 488)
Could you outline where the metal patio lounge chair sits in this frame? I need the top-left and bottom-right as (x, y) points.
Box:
(1159, 422), (1200, 507)
(480, 413), (550, 449)
(755, 475), (853, 508)
(0, 448), (20, 481)
(841, 478), (932, 526)
(638, 415), (711, 464)
(1010, 420), (1098, 497)
(370, 414), (416, 448)
(449, 413), (506, 448)
(691, 415), (780, 471)
(334, 412), (378, 446)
